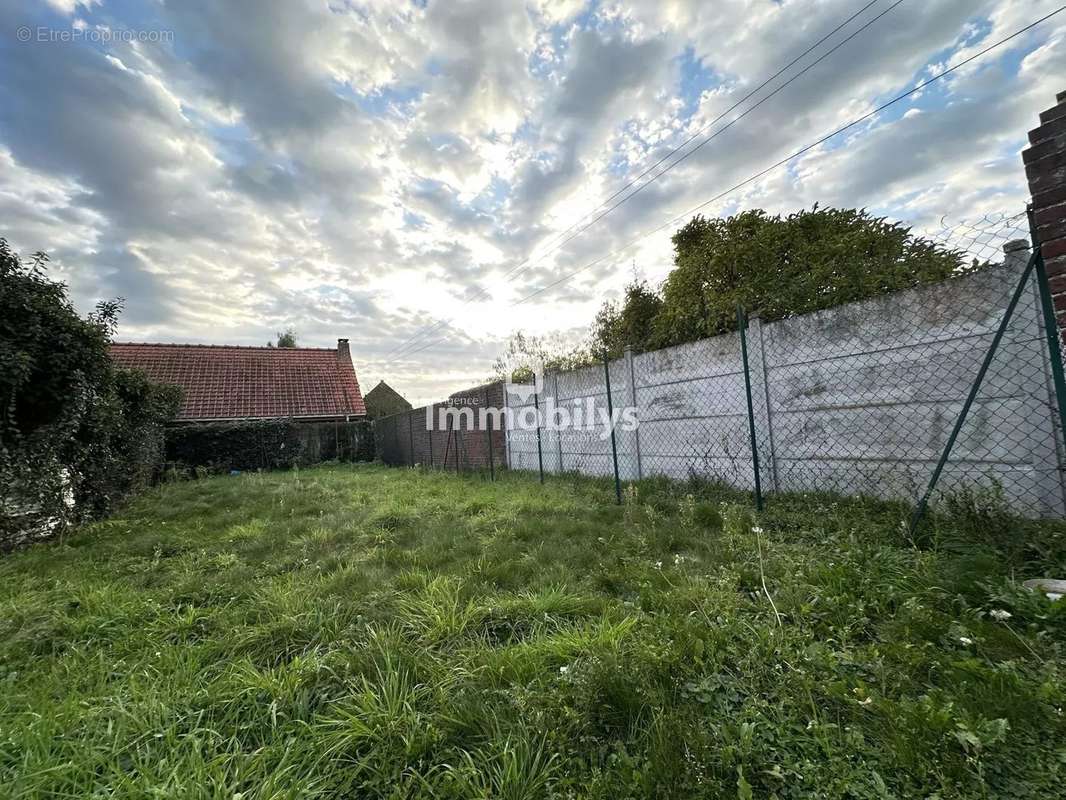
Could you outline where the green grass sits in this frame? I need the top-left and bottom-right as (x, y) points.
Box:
(1, 464), (1064, 799)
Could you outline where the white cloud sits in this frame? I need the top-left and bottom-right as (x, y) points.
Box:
(0, 0), (1062, 403)
(44, 0), (98, 15)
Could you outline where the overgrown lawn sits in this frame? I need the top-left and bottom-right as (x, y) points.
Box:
(1, 465), (1064, 798)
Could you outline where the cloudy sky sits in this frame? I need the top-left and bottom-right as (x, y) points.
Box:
(1, 0), (1063, 404)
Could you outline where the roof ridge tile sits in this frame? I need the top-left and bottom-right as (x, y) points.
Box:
(111, 341), (335, 352)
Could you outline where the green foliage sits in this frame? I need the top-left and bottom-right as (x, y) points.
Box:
(165, 419), (375, 474)
(491, 331), (596, 384)
(1, 465), (1062, 797)
(0, 239), (182, 547)
(657, 206), (968, 344)
(0, 241), (113, 435)
(270, 329), (298, 348)
(74, 368), (184, 518)
(587, 206), (969, 353)
(592, 280), (663, 358)
(924, 485), (1066, 573)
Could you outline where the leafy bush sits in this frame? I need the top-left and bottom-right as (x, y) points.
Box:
(591, 206), (969, 356)
(0, 245), (113, 435)
(74, 367), (184, 518)
(591, 279), (663, 358)
(0, 239), (181, 547)
(165, 418), (374, 474)
(491, 330), (599, 383)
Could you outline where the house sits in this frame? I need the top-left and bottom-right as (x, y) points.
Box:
(363, 380), (413, 420)
(109, 338), (366, 422)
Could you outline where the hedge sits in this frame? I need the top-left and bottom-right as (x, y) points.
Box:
(164, 419), (374, 474)
(1, 240), (182, 550)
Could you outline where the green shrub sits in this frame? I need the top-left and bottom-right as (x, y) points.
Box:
(165, 418), (374, 473)
(590, 206), (970, 357)
(0, 239), (181, 547)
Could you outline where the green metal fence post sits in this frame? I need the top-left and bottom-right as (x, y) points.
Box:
(1029, 208), (1066, 441)
(909, 250), (1039, 535)
(738, 304), (764, 512)
(603, 352), (623, 505)
(533, 380), (545, 483)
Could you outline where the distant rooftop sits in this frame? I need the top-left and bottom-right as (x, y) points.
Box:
(364, 380), (413, 419)
(109, 339), (365, 422)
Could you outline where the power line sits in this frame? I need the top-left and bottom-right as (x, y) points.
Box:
(381, 0), (892, 363)
(509, 6), (1064, 308)
(561, 1), (883, 232)
(390, 5), (1064, 366)
(385, 0), (895, 363)
(503, 0), (905, 293)
(495, 0), (887, 284)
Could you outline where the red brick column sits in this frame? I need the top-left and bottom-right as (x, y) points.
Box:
(1024, 90), (1066, 338)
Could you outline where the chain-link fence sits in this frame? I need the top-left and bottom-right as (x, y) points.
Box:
(505, 332), (757, 500)
(374, 383), (506, 476)
(759, 213), (1060, 520)
(504, 210), (1066, 524)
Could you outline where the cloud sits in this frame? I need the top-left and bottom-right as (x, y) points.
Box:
(43, 0), (98, 15)
(0, 0), (1062, 402)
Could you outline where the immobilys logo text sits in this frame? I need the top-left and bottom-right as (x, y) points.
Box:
(424, 374), (638, 439)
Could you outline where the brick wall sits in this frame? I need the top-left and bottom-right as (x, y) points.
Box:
(374, 381), (507, 471)
(1024, 90), (1066, 338)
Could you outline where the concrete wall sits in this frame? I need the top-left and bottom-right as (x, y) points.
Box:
(506, 256), (1066, 514)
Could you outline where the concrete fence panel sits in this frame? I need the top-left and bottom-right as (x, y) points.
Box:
(503, 257), (1066, 515)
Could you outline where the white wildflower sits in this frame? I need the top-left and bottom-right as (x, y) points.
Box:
(654, 561), (663, 570)
(990, 609), (1012, 622)
(673, 554), (685, 565)
(752, 526), (764, 534)
(559, 665), (569, 675)
(959, 636), (974, 646)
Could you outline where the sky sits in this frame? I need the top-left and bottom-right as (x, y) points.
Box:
(1, 0), (1064, 405)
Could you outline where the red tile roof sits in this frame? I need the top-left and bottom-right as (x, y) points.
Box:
(109, 342), (366, 421)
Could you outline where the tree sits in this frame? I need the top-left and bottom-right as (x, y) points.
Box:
(591, 279), (663, 358)
(1, 238), (181, 541)
(499, 205), (970, 384)
(648, 206), (968, 347)
(490, 331), (594, 384)
(270, 329), (297, 348)
(0, 244), (114, 436)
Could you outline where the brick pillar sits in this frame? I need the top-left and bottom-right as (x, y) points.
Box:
(1024, 90), (1066, 338)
